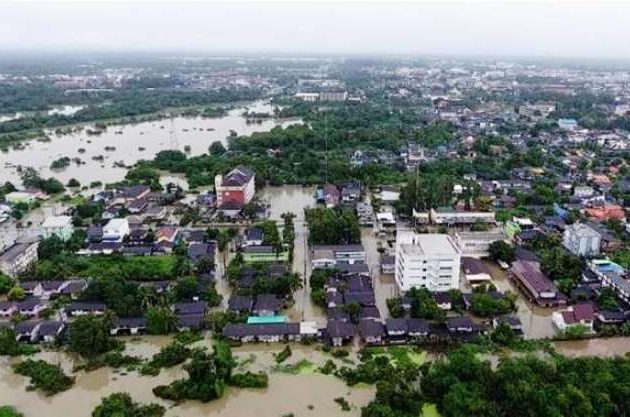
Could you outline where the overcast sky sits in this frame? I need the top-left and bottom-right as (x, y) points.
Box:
(1, 0), (630, 58)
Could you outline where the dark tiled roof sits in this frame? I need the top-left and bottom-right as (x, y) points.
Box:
(359, 319), (385, 338)
(327, 320), (355, 339)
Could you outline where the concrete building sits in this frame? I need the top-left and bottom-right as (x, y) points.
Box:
(395, 232), (461, 292)
(429, 208), (495, 226)
(563, 223), (602, 256)
(215, 165), (256, 208)
(455, 230), (506, 258)
(41, 215), (74, 241)
(0, 241), (39, 277)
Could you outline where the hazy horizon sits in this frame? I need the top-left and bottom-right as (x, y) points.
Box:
(1, 1), (630, 60)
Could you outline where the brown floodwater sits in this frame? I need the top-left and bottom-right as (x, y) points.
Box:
(258, 186), (326, 324)
(484, 261), (557, 339)
(554, 337), (630, 358)
(0, 101), (301, 186)
(0, 336), (373, 417)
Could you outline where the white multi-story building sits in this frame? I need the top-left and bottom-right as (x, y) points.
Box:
(563, 223), (601, 256)
(395, 232), (461, 292)
(41, 215), (74, 241)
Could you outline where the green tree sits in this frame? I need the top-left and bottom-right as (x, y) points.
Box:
(92, 392), (165, 417)
(146, 306), (177, 335)
(68, 316), (117, 357)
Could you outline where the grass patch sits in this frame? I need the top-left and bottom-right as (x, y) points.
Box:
(421, 403), (442, 417)
(369, 346), (426, 368)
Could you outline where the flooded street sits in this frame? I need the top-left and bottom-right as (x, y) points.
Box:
(0, 101), (301, 186)
(484, 261), (557, 339)
(258, 186), (325, 324)
(361, 227), (397, 319)
(0, 336), (373, 417)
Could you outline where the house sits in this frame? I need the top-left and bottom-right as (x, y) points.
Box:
(385, 318), (408, 339)
(311, 244), (366, 268)
(395, 232), (461, 292)
(327, 320), (355, 346)
(563, 223), (602, 256)
(0, 301), (17, 317)
(341, 182), (361, 203)
(253, 294), (283, 317)
(228, 295), (254, 314)
(187, 242), (215, 265)
(447, 316), (474, 333)
(19, 281), (44, 298)
(407, 318), (430, 338)
(323, 184), (340, 208)
(461, 257), (492, 287)
(0, 241), (39, 277)
(14, 321), (39, 343)
(584, 205), (625, 222)
(492, 315), (524, 334)
(17, 298), (48, 317)
(102, 218), (130, 242)
(242, 245), (289, 263)
(110, 317), (147, 336)
(215, 165), (256, 208)
(36, 320), (65, 343)
(176, 314), (205, 331)
(595, 310), (626, 327)
(379, 186), (400, 202)
(40, 281), (66, 300)
(145, 206), (167, 221)
(244, 228), (264, 246)
(380, 254), (395, 274)
(86, 225), (103, 243)
(552, 303), (595, 332)
(173, 301), (208, 316)
(358, 319), (385, 345)
(127, 198), (148, 214)
(511, 260), (565, 307)
(65, 301), (106, 317)
(41, 216), (74, 241)
(119, 185), (151, 202)
(155, 226), (179, 244)
(222, 322), (301, 343)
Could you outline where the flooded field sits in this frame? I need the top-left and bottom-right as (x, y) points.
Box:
(0, 336), (373, 417)
(0, 101), (301, 186)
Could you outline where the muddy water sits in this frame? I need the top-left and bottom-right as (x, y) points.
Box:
(361, 227), (397, 319)
(484, 261), (557, 339)
(554, 337), (630, 358)
(258, 186), (326, 324)
(0, 337), (373, 417)
(0, 101), (301, 186)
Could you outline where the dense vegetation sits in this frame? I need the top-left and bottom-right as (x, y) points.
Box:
(92, 392), (165, 417)
(305, 207), (361, 245)
(12, 359), (74, 395)
(153, 341), (268, 403)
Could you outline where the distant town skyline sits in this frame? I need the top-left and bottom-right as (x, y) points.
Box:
(1, 1), (630, 59)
